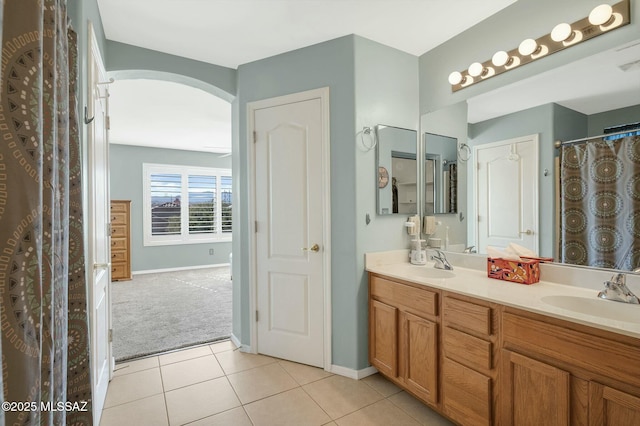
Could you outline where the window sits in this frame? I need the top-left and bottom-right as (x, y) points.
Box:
(143, 164), (232, 246)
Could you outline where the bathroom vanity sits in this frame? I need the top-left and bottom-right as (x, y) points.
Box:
(367, 254), (640, 425)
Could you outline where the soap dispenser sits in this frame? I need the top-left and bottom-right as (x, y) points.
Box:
(410, 238), (427, 265)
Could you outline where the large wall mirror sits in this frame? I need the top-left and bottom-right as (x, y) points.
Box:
(376, 125), (418, 215)
(424, 133), (458, 214)
(421, 38), (640, 271)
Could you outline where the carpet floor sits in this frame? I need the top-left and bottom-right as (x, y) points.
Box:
(111, 266), (232, 362)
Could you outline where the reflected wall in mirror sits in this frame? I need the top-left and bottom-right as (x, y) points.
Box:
(376, 125), (418, 215)
(424, 133), (458, 214)
(420, 38), (640, 271)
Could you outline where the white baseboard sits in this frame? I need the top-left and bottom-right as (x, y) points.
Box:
(133, 263), (230, 275)
(231, 334), (252, 353)
(330, 364), (378, 380)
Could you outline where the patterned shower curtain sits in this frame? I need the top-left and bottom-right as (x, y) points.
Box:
(1, 1), (93, 425)
(559, 136), (640, 270)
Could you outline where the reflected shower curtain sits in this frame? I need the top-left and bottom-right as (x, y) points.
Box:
(559, 136), (640, 270)
(1, 1), (93, 425)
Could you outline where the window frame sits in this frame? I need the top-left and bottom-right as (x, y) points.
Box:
(143, 163), (232, 246)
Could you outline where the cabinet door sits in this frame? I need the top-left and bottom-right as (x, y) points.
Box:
(369, 300), (398, 377)
(501, 350), (570, 426)
(401, 311), (437, 405)
(442, 358), (491, 426)
(590, 382), (640, 425)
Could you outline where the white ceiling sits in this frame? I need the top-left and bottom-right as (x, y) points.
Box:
(99, 0), (517, 153)
(97, 0), (516, 69)
(467, 39), (640, 124)
(108, 79), (232, 153)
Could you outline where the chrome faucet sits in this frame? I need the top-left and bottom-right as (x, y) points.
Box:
(598, 273), (640, 304)
(463, 246), (477, 254)
(431, 250), (453, 271)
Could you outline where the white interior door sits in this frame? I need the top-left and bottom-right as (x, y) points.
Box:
(475, 135), (539, 253)
(253, 92), (328, 368)
(87, 23), (111, 423)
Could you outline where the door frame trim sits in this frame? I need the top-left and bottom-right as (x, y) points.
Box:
(247, 87), (332, 371)
(472, 133), (539, 253)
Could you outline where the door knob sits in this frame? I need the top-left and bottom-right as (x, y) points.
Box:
(519, 229), (533, 235)
(302, 244), (320, 252)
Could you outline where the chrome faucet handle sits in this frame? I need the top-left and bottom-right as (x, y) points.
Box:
(612, 273), (626, 285)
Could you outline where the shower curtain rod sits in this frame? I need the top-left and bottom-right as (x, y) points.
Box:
(554, 129), (639, 148)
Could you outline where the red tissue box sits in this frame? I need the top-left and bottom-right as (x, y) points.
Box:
(487, 257), (541, 284)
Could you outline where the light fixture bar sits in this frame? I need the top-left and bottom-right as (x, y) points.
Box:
(449, 0), (630, 92)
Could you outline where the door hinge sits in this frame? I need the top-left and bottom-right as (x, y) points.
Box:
(107, 223), (112, 235)
(108, 329), (113, 343)
(255, 310), (259, 322)
(253, 131), (257, 143)
(255, 221), (258, 233)
(106, 115), (111, 130)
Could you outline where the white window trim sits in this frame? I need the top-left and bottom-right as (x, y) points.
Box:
(143, 163), (232, 246)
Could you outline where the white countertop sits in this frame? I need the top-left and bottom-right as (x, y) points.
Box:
(366, 253), (640, 340)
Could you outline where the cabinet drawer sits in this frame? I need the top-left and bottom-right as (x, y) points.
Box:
(111, 238), (126, 250)
(111, 251), (126, 263)
(111, 263), (130, 280)
(443, 296), (492, 336)
(370, 276), (437, 316)
(110, 212), (127, 225)
(442, 358), (491, 426)
(111, 225), (128, 238)
(110, 201), (128, 212)
(444, 326), (492, 371)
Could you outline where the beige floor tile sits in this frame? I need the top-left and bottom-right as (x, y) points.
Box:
(227, 362), (298, 404)
(388, 392), (454, 426)
(100, 394), (167, 426)
(322, 423), (338, 426)
(215, 349), (277, 375)
(303, 375), (384, 419)
(161, 355), (225, 391)
(209, 340), (237, 354)
(186, 407), (252, 426)
(362, 373), (402, 397)
(165, 377), (240, 426)
(159, 345), (213, 366)
(104, 368), (164, 408)
(113, 356), (159, 377)
(244, 388), (331, 426)
(335, 399), (420, 426)
(278, 360), (333, 385)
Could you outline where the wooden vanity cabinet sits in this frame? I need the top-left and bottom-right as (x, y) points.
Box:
(369, 274), (439, 406)
(368, 272), (640, 425)
(441, 293), (498, 426)
(501, 308), (640, 426)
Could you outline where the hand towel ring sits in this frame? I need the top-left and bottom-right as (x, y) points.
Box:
(458, 143), (471, 162)
(360, 126), (377, 151)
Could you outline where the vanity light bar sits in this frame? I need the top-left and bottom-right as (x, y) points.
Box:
(448, 0), (630, 92)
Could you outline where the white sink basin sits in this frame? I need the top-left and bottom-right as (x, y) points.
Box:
(399, 264), (456, 280)
(541, 295), (640, 324)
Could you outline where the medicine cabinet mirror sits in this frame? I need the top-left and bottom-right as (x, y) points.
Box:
(375, 125), (418, 215)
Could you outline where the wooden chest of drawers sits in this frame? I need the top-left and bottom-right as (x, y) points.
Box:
(110, 200), (131, 281)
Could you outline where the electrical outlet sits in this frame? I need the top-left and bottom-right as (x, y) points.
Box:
(209, 249), (215, 255)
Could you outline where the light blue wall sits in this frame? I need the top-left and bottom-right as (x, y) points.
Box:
(105, 40), (236, 102)
(588, 104), (640, 136)
(235, 35), (359, 368)
(354, 36), (419, 369)
(110, 144), (232, 271)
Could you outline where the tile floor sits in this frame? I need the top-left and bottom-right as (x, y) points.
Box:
(100, 340), (454, 426)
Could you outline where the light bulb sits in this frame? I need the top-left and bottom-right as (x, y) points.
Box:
(492, 51), (509, 67)
(551, 23), (573, 42)
(448, 71), (463, 85)
(468, 62), (484, 77)
(589, 4), (613, 26)
(518, 38), (538, 56)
